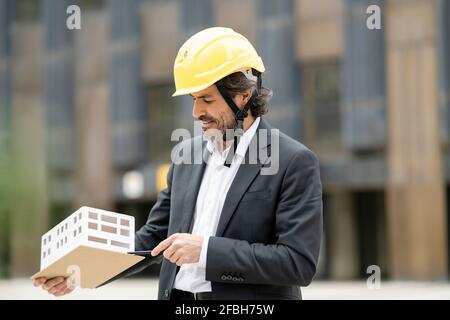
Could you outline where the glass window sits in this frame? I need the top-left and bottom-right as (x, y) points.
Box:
(15, 0), (40, 21)
(302, 61), (342, 153)
(78, 0), (103, 11)
(146, 84), (177, 164)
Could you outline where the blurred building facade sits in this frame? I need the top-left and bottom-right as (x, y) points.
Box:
(0, 0), (449, 281)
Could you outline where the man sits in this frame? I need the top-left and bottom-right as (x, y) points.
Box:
(34, 27), (323, 300)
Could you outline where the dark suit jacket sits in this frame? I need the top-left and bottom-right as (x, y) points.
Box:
(135, 118), (323, 300)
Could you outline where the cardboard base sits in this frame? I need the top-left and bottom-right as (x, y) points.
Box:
(31, 245), (145, 289)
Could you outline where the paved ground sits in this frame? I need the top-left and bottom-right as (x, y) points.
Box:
(1, 278), (449, 300)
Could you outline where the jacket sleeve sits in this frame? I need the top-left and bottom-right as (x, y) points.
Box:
(134, 164), (174, 251)
(205, 148), (323, 287)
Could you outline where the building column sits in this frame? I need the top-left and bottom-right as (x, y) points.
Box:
(10, 22), (48, 276)
(386, 0), (448, 279)
(74, 10), (113, 210)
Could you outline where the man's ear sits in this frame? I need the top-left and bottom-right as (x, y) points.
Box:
(239, 89), (253, 108)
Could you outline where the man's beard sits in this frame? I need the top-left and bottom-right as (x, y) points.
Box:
(198, 114), (236, 143)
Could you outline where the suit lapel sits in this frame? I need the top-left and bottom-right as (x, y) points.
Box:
(215, 118), (273, 237)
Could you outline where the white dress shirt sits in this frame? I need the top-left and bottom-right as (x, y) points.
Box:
(173, 117), (261, 293)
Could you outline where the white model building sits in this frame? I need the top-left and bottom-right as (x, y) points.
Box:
(40, 206), (135, 270)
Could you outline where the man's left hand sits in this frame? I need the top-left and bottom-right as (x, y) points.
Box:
(151, 233), (203, 266)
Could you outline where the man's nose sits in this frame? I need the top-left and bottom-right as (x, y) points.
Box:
(192, 100), (205, 119)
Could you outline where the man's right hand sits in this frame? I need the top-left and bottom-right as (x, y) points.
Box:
(33, 277), (75, 297)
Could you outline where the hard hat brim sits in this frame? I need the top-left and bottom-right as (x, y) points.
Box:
(172, 58), (265, 97)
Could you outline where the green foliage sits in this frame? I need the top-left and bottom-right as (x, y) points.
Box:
(0, 147), (12, 278)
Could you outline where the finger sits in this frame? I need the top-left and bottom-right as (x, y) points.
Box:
(152, 235), (176, 256)
(175, 257), (186, 266)
(50, 279), (68, 293)
(53, 290), (66, 297)
(55, 287), (74, 297)
(52, 282), (73, 297)
(48, 280), (66, 295)
(34, 277), (47, 287)
(51, 286), (71, 296)
(169, 249), (183, 264)
(51, 287), (67, 297)
(64, 287), (75, 294)
(33, 277), (46, 287)
(48, 287), (60, 295)
(44, 276), (65, 290)
(175, 254), (189, 266)
(43, 277), (65, 290)
(163, 242), (179, 260)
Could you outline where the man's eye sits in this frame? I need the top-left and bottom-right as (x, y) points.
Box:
(204, 100), (214, 104)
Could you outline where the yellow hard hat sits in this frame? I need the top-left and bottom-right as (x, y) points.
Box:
(172, 27), (265, 97)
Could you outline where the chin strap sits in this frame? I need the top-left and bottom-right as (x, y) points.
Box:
(216, 74), (261, 167)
